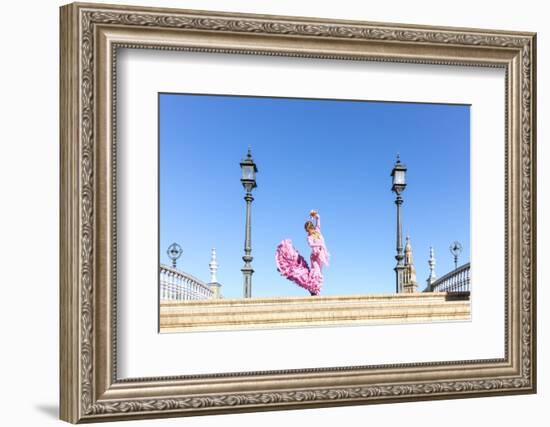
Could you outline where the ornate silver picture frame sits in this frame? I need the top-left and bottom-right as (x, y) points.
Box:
(60, 2), (536, 423)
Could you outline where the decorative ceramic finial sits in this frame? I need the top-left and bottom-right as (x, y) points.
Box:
(209, 248), (219, 283)
(427, 246), (437, 285)
(405, 234), (411, 250)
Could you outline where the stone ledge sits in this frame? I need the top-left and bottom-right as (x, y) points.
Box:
(160, 292), (470, 332)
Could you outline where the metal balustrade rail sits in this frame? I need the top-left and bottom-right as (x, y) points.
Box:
(160, 264), (214, 300)
(430, 262), (470, 293)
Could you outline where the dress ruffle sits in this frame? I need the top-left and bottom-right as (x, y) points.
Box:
(275, 239), (323, 295)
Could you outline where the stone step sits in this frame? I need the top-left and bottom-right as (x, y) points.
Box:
(160, 291), (469, 307)
(159, 292), (470, 332)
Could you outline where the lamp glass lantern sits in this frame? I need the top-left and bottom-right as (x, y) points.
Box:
(240, 150), (258, 192)
(391, 158), (407, 194)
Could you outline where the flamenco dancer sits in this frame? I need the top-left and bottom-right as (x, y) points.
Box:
(275, 210), (330, 296)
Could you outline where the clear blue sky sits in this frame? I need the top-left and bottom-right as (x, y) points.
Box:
(159, 93), (470, 298)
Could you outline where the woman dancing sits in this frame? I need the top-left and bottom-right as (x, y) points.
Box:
(275, 210), (330, 296)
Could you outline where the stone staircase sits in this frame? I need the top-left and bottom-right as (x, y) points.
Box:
(160, 292), (471, 332)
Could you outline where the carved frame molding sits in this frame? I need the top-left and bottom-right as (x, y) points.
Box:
(60, 2), (536, 423)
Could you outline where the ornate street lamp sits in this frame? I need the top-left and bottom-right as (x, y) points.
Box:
(240, 148), (258, 298)
(449, 241), (463, 270)
(391, 155), (407, 293)
(167, 242), (183, 268)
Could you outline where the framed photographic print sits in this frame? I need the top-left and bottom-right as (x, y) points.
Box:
(60, 2), (537, 423)
(157, 93), (472, 333)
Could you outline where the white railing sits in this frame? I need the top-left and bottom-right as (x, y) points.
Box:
(160, 264), (214, 300)
(430, 262), (470, 293)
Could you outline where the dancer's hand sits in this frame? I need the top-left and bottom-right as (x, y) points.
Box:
(310, 210), (318, 218)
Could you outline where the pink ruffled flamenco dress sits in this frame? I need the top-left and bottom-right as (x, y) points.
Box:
(275, 215), (330, 296)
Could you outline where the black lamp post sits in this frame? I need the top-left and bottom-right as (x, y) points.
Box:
(167, 242), (183, 268)
(240, 148), (258, 298)
(450, 241), (463, 270)
(391, 155), (407, 293)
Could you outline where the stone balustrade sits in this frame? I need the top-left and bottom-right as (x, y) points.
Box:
(160, 264), (214, 300)
(430, 263), (470, 293)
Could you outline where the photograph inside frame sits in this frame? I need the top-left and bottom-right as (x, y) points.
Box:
(158, 93), (471, 332)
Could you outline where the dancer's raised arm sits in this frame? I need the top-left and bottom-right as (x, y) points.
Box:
(310, 210), (321, 230)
